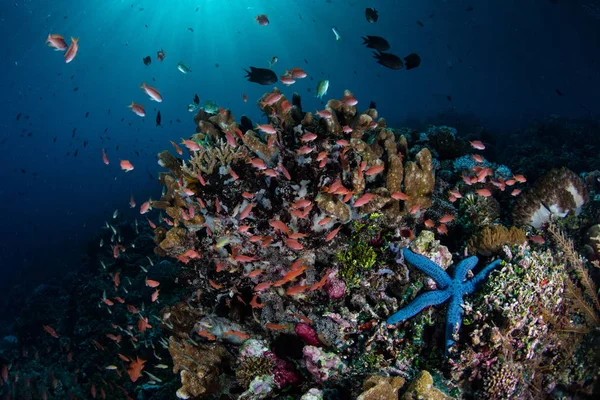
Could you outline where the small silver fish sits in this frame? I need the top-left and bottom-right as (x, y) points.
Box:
(139, 265), (148, 273)
(100, 260), (107, 270)
(99, 238), (104, 247)
(113, 209), (119, 218)
(147, 256), (154, 266)
(110, 225), (117, 235)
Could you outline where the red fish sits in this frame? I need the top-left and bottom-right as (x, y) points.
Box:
(256, 123), (277, 134)
(140, 200), (152, 214)
(170, 140), (183, 155)
(286, 68), (307, 79)
(128, 101), (145, 117)
(365, 165), (384, 176)
(354, 193), (375, 207)
(475, 188), (492, 197)
(46, 34), (67, 51)
(43, 325), (59, 338)
(242, 92), (248, 102)
(145, 277), (160, 287)
(157, 49), (166, 61)
(140, 82), (162, 102)
(469, 140), (485, 150)
(127, 357), (146, 382)
(439, 215), (455, 223)
(120, 160), (134, 172)
(341, 94), (358, 106)
(101, 148), (109, 165)
(64, 37), (79, 63)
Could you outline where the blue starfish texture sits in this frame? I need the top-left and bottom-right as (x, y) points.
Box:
(387, 247), (502, 355)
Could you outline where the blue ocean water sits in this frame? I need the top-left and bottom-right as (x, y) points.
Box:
(0, 0), (599, 396)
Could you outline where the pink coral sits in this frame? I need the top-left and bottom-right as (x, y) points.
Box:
(325, 277), (346, 299)
(295, 323), (320, 346)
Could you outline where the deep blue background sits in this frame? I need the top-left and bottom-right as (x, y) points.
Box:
(1, 0), (599, 323)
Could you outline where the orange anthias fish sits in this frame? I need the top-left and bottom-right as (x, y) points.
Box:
(127, 357), (146, 382)
(224, 330), (250, 340)
(101, 148), (109, 165)
(128, 101), (145, 117)
(43, 325), (59, 338)
(140, 82), (163, 102)
(45, 34), (67, 51)
(145, 277), (160, 287)
(64, 37), (79, 63)
(120, 160), (134, 172)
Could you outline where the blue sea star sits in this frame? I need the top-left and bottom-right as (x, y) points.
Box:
(387, 247), (502, 355)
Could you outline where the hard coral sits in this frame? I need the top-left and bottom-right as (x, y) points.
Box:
(512, 167), (588, 228)
(467, 225), (527, 256)
(401, 370), (453, 400)
(169, 338), (234, 399)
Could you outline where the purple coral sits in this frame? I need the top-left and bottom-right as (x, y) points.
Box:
(303, 345), (347, 383)
(325, 277), (346, 299)
(295, 323), (320, 346)
(272, 357), (301, 388)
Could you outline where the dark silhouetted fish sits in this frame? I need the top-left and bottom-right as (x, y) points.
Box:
(365, 8), (378, 23)
(362, 35), (390, 51)
(369, 101), (376, 109)
(244, 67), (277, 85)
(291, 93), (304, 123)
(85, 111), (89, 118)
(555, 89), (564, 96)
(16, 112), (21, 120)
(143, 56), (151, 65)
(466, 6), (474, 11)
(417, 20), (424, 27)
(156, 111), (161, 126)
(447, 95), (453, 102)
(240, 116), (253, 133)
(373, 51), (404, 70)
(404, 53), (421, 70)
(188, 27), (194, 32)
(193, 94), (200, 104)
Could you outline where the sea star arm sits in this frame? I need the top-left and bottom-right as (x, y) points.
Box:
(452, 256), (480, 283)
(386, 289), (452, 325)
(402, 249), (452, 288)
(445, 294), (464, 354)
(462, 259), (502, 294)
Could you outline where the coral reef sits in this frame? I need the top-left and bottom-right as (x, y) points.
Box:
(512, 167), (588, 228)
(467, 225), (527, 256)
(401, 370), (452, 400)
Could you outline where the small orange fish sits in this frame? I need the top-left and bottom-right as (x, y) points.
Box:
(286, 284), (308, 295)
(197, 329), (216, 341)
(151, 289), (159, 302)
(239, 203), (255, 220)
(424, 219), (435, 228)
(469, 140), (485, 150)
(106, 334), (121, 343)
(242, 92), (248, 102)
(439, 215), (455, 223)
(365, 165), (385, 176)
(145, 277), (160, 288)
(117, 353), (130, 362)
(513, 174), (527, 183)
(170, 140), (183, 155)
(224, 330), (250, 340)
(475, 188), (492, 197)
(318, 217), (332, 226)
(437, 224), (448, 235)
(146, 218), (157, 229)
(140, 82), (162, 102)
(64, 37), (79, 63)
(529, 235), (545, 244)
(209, 279), (224, 290)
(284, 238), (304, 250)
(310, 274), (329, 291)
(43, 325), (59, 339)
(253, 281), (272, 292)
(471, 154), (484, 163)
(265, 323), (289, 330)
(102, 148), (110, 165)
(354, 193), (375, 207)
(325, 226), (341, 242)
(127, 357), (146, 383)
(120, 160), (134, 172)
